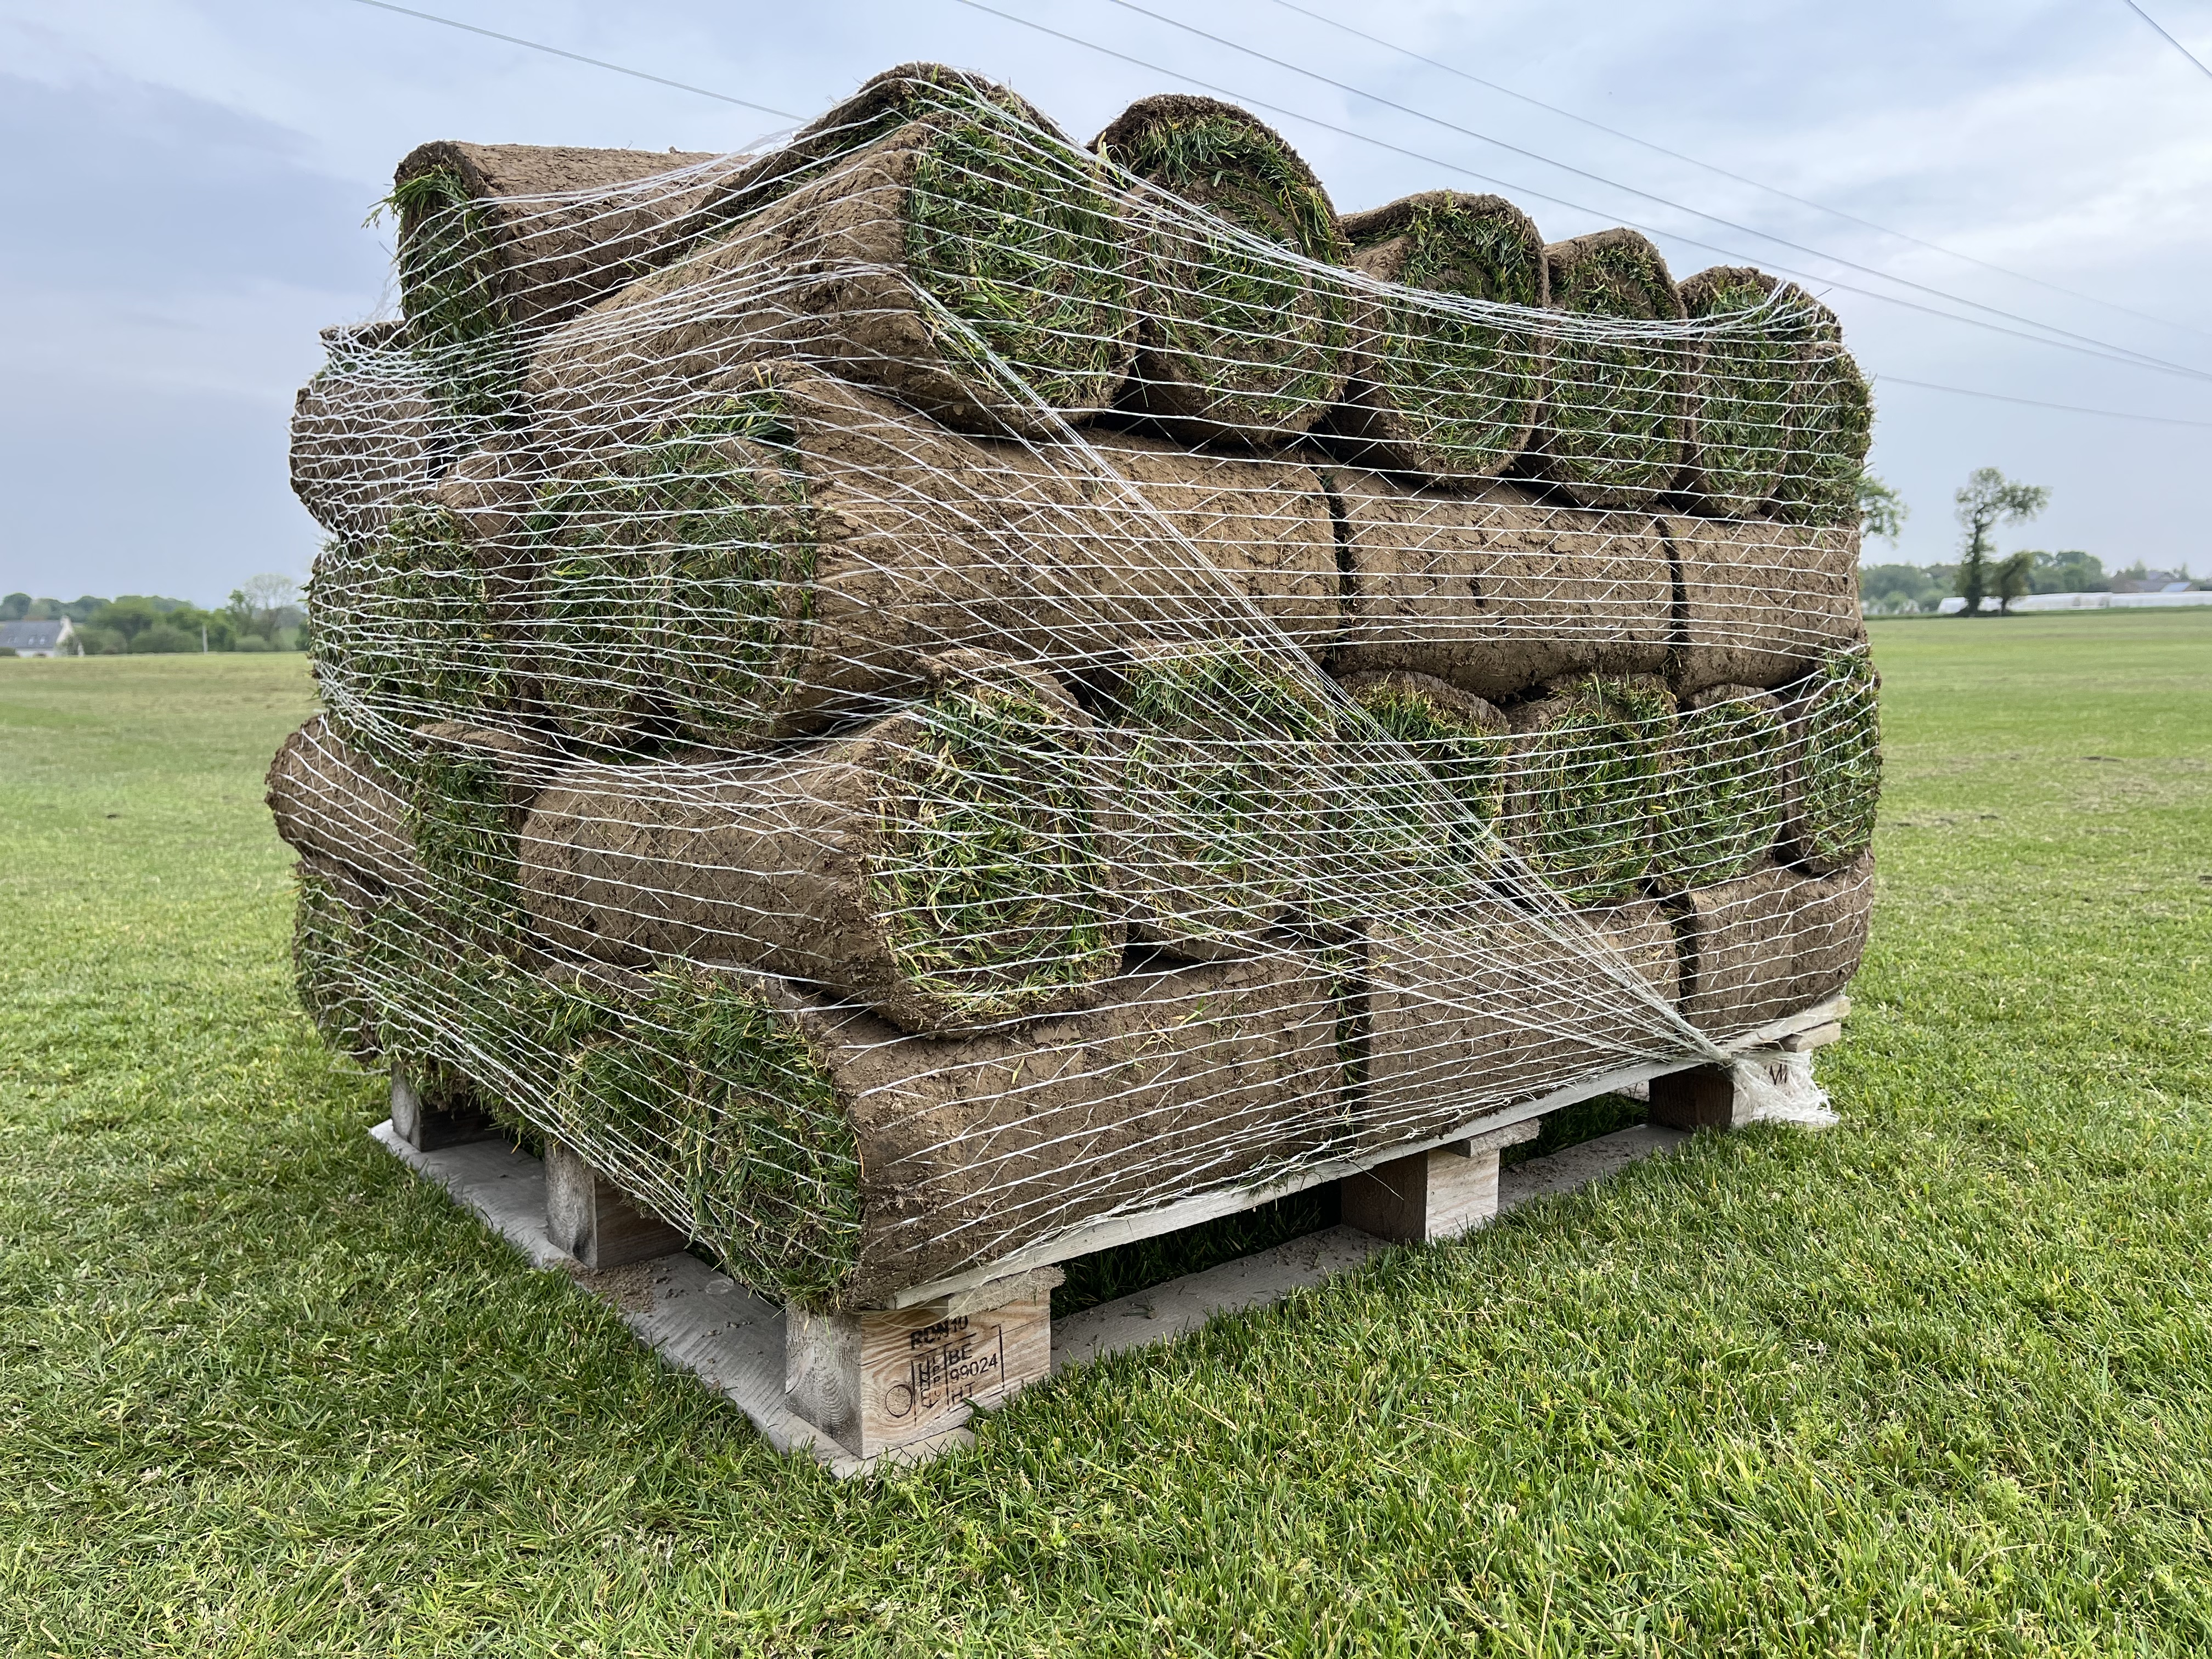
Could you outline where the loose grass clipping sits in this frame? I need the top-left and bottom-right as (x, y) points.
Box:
(1330, 192), (1549, 482)
(1530, 229), (1694, 509)
(1094, 95), (1352, 444)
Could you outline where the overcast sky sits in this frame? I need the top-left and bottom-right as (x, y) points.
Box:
(5, 0), (2210, 604)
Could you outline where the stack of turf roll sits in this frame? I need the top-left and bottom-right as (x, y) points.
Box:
(275, 62), (1878, 1316)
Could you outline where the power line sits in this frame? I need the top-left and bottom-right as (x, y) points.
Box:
(1266, 0), (2212, 346)
(1091, 0), (2212, 382)
(1876, 375), (2212, 427)
(952, 0), (2212, 389)
(2120, 0), (2212, 81)
(345, 0), (805, 121)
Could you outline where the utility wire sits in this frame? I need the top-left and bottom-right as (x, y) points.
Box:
(2120, 0), (2212, 81)
(1876, 375), (2212, 427)
(1267, 0), (2212, 346)
(952, 0), (2212, 388)
(346, 0), (805, 121)
(1094, 0), (2212, 381)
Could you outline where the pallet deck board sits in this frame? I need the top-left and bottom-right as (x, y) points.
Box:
(372, 1110), (1717, 1474)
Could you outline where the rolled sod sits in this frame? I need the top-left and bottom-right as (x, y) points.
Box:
(1496, 674), (1677, 906)
(520, 652), (1125, 1037)
(1781, 650), (1882, 874)
(290, 323), (443, 543)
(1648, 684), (1787, 893)
(268, 715), (541, 947)
(1092, 94), (1352, 445)
(1528, 228), (1695, 510)
(1353, 896), (1682, 1150)
(689, 63), (1064, 234)
(1675, 267), (1816, 518)
(1769, 295), (1873, 527)
(1329, 191), (1550, 483)
(1108, 639), (1336, 960)
(308, 490), (517, 735)
(1663, 515), (1867, 694)
(1338, 670), (1509, 889)
(390, 140), (742, 425)
(291, 857), (382, 1065)
(529, 101), (1132, 440)
(328, 903), (1341, 1309)
(1327, 469), (1672, 700)
(523, 366), (1340, 752)
(1674, 850), (1872, 1036)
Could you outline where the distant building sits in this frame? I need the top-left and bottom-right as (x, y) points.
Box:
(0, 618), (74, 657)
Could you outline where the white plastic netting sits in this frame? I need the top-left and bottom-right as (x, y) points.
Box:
(274, 65), (1878, 1310)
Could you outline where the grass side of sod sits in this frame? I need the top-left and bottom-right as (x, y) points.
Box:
(2, 615), (2210, 1656)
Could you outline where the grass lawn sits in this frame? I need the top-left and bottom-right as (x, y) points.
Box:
(2, 615), (2209, 1656)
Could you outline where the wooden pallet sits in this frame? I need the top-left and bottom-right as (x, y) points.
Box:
(374, 995), (1847, 1474)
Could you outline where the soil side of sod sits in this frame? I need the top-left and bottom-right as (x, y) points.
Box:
(3, 617), (2210, 1653)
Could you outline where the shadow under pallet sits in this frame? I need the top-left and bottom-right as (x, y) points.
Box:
(372, 994), (1846, 1477)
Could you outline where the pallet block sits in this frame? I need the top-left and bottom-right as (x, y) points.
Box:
(1650, 1014), (1846, 1131)
(1340, 1118), (1542, 1243)
(544, 1141), (689, 1269)
(786, 1268), (1061, 1459)
(388, 1075), (501, 1152)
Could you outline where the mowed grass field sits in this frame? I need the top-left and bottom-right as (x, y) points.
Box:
(2, 613), (2209, 1657)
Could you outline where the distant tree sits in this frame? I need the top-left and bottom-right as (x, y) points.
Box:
(1994, 551), (2035, 614)
(1953, 467), (2050, 616)
(128, 623), (195, 654)
(1857, 472), (1908, 544)
(2024, 550), (2106, 594)
(1859, 563), (1948, 614)
(228, 573), (301, 641)
(0, 592), (28, 621)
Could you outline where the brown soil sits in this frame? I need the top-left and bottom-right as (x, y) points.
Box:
(1673, 852), (1874, 1036)
(1664, 515), (1867, 693)
(519, 652), (1126, 1036)
(266, 716), (428, 901)
(757, 939), (1345, 1306)
(290, 324), (442, 543)
(1329, 469), (1672, 699)
(1355, 895), (1683, 1149)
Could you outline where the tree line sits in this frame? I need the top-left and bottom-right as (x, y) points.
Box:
(1, 576), (304, 654)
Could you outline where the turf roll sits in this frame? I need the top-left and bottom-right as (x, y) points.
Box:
(1648, 684), (1786, 893)
(1108, 639), (1335, 960)
(1328, 191), (1550, 482)
(1354, 896), (1681, 1148)
(1327, 470), (1673, 700)
(1780, 650), (1882, 874)
(689, 63), (1062, 233)
(1768, 307), (1874, 528)
(1496, 674), (1676, 906)
(1527, 228), (1695, 509)
(1663, 515), (1867, 694)
(529, 93), (1131, 441)
(1675, 267), (1814, 518)
(268, 715), (545, 945)
(291, 856), (382, 1064)
(519, 653), (1125, 1036)
(1337, 671), (1509, 888)
(1674, 851), (1872, 1035)
(290, 323), (443, 542)
(523, 366), (1341, 751)
(1092, 94), (1352, 445)
(390, 140), (745, 426)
